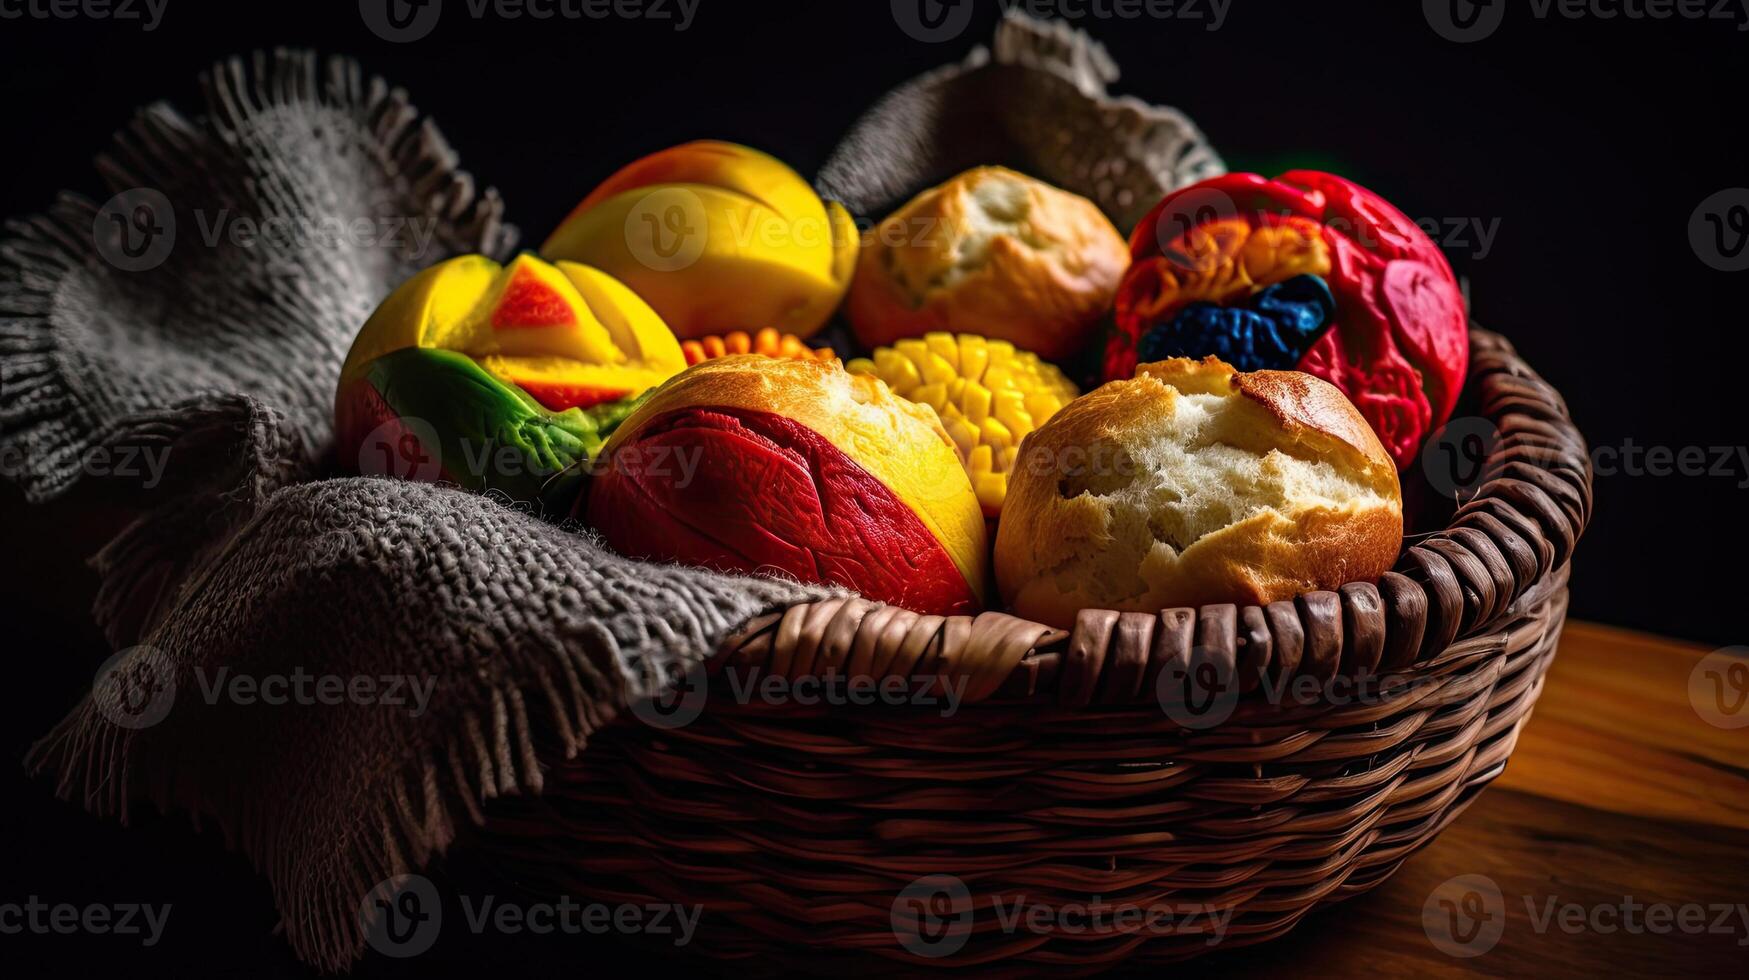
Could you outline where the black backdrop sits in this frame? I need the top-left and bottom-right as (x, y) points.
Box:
(0, 1), (1743, 975)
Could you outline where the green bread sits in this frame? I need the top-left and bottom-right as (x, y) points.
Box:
(366, 347), (646, 514)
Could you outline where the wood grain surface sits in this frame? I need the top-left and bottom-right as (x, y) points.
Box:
(1186, 621), (1749, 977)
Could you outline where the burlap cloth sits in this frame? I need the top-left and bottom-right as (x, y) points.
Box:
(0, 14), (1220, 971)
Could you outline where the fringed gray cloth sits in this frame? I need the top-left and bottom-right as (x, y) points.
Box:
(818, 14), (1223, 231)
(30, 479), (830, 970)
(2, 14), (1219, 972)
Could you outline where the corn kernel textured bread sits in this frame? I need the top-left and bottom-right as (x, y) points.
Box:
(848, 167), (1130, 361)
(995, 357), (1403, 629)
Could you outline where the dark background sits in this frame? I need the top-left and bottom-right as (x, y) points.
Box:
(1, 0), (1742, 976)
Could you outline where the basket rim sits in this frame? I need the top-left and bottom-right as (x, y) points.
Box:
(722, 326), (1592, 708)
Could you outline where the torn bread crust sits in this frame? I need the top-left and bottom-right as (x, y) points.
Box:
(997, 357), (1402, 627)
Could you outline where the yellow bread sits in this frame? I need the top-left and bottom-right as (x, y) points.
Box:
(600, 355), (988, 599)
(847, 166), (1130, 361)
(846, 332), (1080, 516)
(542, 141), (858, 340)
(336, 253), (685, 402)
(995, 357), (1403, 628)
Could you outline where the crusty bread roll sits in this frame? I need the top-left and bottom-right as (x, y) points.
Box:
(995, 357), (1403, 628)
(847, 167), (1130, 362)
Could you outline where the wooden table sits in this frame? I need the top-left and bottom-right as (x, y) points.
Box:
(1190, 621), (1749, 977)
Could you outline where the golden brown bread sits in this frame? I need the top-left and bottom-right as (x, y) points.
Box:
(847, 167), (1130, 361)
(994, 357), (1404, 629)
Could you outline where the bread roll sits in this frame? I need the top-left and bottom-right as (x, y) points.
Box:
(542, 141), (858, 340)
(847, 167), (1129, 361)
(995, 357), (1402, 628)
(588, 356), (988, 616)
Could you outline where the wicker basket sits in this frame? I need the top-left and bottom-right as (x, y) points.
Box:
(473, 328), (1590, 973)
